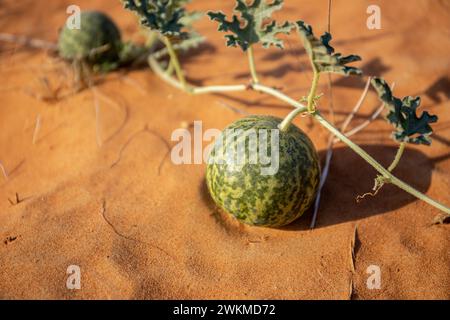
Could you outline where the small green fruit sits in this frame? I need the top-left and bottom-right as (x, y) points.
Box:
(206, 115), (321, 227)
(58, 11), (121, 63)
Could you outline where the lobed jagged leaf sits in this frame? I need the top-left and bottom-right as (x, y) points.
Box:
(123, 0), (188, 38)
(208, 0), (294, 51)
(371, 77), (438, 145)
(296, 20), (362, 76)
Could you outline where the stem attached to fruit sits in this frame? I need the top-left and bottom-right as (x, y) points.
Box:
(163, 36), (187, 90)
(279, 69), (321, 131)
(147, 57), (450, 215)
(247, 46), (259, 84)
(279, 105), (308, 132)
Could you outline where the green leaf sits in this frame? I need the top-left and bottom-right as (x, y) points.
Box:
(371, 77), (438, 145)
(208, 0), (294, 51)
(123, 0), (188, 38)
(296, 20), (362, 76)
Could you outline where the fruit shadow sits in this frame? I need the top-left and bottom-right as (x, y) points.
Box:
(283, 144), (434, 231)
(199, 144), (434, 231)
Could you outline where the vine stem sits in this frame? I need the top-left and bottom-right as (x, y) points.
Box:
(307, 70), (320, 112)
(279, 103), (308, 131)
(149, 56), (186, 91)
(388, 142), (406, 172)
(147, 57), (450, 215)
(163, 37), (187, 90)
(279, 70), (320, 131)
(247, 46), (260, 84)
(314, 113), (450, 214)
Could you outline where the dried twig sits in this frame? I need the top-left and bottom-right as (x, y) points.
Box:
(119, 74), (148, 95)
(310, 138), (333, 229)
(89, 88), (131, 145)
(0, 161), (8, 180)
(0, 33), (57, 51)
(340, 77), (371, 132)
(32, 114), (41, 144)
(216, 101), (249, 115)
(92, 89), (122, 112)
(91, 88), (103, 147)
(311, 80), (391, 228)
(310, 0), (336, 229)
(86, 68), (107, 148)
(334, 82), (396, 143)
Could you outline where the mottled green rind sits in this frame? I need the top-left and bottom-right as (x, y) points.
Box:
(206, 115), (321, 227)
(58, 11), (121, 63)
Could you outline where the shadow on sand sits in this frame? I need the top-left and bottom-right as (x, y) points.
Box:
(199, 144), (434, 231)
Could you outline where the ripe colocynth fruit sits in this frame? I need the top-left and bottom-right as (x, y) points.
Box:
(206, 115), (321, 227)
(58, 11), (121, 63)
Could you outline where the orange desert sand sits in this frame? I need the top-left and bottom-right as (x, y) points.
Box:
(0, 0), (449, 299)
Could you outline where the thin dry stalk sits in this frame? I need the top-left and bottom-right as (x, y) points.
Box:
(119, 74), (148, 96)
(340, 77), (371, 132)
(340, 104), (385, 141)
(311, 79), (388, 228)
(91, 88), (103, 148)
(0, 161), (8, 180)
(335, 82), (396, 143)
(0, 33), (57, 51)
(310, 0), (336, 229)
(93, 89), (123, 112)
(32, 114), (41, 144)
(216, 101), (249, 115)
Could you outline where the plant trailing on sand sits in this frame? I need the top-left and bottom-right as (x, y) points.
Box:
(124, 0), (450, 226)
(123, 0), (205, 89)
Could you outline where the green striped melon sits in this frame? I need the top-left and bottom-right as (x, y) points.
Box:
(58, 11), (121, 63)
(206, 115), (321, 227)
